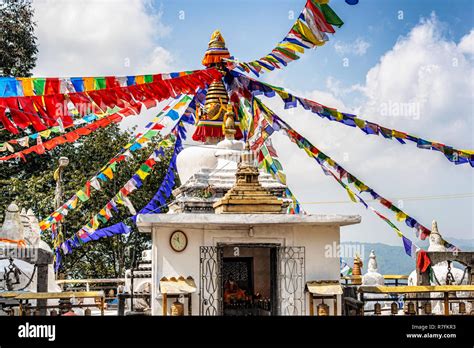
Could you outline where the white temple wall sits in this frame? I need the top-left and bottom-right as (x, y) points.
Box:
(151, 223), (342, 316)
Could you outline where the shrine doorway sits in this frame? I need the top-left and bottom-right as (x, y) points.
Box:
(199, 244), (305, 316)
(221, 244), (278, 316)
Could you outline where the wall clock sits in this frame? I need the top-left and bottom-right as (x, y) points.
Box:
(170, 230), (188, 252)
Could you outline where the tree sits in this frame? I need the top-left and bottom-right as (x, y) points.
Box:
(0, 0), (167, 279)
(0, 0), (43, 216)
(7, 123), (177, 278)
(0, 0), (38, 77)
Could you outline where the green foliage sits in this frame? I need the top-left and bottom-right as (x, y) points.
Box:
(1, 123), (178, 279)
(0, 0), (168, 280)
(0, 0), (38, 77)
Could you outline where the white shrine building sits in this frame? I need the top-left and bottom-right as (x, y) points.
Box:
(136, 133), (361, 316)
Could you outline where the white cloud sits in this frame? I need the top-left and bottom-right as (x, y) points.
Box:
(459, 29), (474, 55)
(32, 0), (176, 76)
(334, 37), (371, 56)
(260, 14), (473, 244)
(31, 0), (180, 133)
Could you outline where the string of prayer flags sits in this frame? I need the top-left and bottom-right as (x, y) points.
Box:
(39, 96), (192, 232)
(227, 0), (344, 76)
(0, 69), (202, 97)
(0, 113), (123, 162)
(275, 119), (423, 256)
(321, 162), (420, 257)
(59, 119), (190, 261)
(51, 94), (199, 265)
(255, 138), (303, 214)
(0, 113), (122, 152)
(75, 144), (166, 239)
(340, 259), (352, 276)
(232, 71), (473, 167)
(251, 97), (459, 251)
(0, 68), (221, 134)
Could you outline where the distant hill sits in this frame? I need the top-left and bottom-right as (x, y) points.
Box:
(341, 239), (473, 276)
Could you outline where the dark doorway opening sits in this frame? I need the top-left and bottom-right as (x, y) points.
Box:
(221, 244), (278, 316)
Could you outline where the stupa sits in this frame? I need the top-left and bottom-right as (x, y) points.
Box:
(362, 250), (384, 286)
(408, 220), (471, 314)
(362, 250), (387, 315)
(0, 202), (59, 315)
(137, 30), (361, 316)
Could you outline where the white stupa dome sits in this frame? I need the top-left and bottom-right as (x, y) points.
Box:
(176, 138), (245, 185)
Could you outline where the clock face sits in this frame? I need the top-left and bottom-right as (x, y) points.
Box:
(170, 230), (187, 252)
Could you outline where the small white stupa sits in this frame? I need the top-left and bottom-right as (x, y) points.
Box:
(408, 220), (470, 314)
(362, 250), (387, 314)
(362, 250), (384, 286)
(0, 202), (24, 242)
(0, 202), (60, 307)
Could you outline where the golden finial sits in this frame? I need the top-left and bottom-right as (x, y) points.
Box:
(202, 30), (231, 67)
(208, 30), (226, 48)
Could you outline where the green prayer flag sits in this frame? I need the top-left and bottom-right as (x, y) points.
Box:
(317, 152), (328, 161)
(97, 214), (108, 224)
(144, 75), (153, 83)
(95, 77), (106, 90)
(319, 4), (344, 28)
(76, 190), (89, 202)
(274, 46), (299, 60)
(143, 130), (158, 139)
(273, 158), (283, 171)
(33, 78), (46, 95)
(140, 164), (152, 173)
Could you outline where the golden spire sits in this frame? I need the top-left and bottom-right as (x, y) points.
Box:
(202, 30), (231, 67)
(213, 143), (287, 214)
(193, 30), (243, 144)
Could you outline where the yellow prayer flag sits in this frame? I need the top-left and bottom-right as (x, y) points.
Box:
(20, 78), (34, 96)
(395, 211), (407, 222)
(92, 216), (100, 229)
(103, 167), (114, 179)
(278, 42), (305, 54)
(70, 196), (78, 209)
(354, 118), (365, 129)
(392, 130), (407, 139)
(135, 75), (145, 85)
(303, 147), (315, 158)
(83, 77), (95, 91)
(277, 172), (287, 185)
(346, 188), (357, 203)
(174, 100), (187, 109)
(296, 20), (326, 46)
(136, 169), (150, 180)
(39, 130), (51, 138)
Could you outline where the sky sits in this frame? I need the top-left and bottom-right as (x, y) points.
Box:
(31, 0), (474, 246)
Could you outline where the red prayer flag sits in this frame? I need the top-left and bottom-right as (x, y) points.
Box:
(416, 250), (431, 273)
(17, 97), (47, 131)
(44, 78), (60, 95)
(0, 99), (19, 134)
(5, 97), (30, 129)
